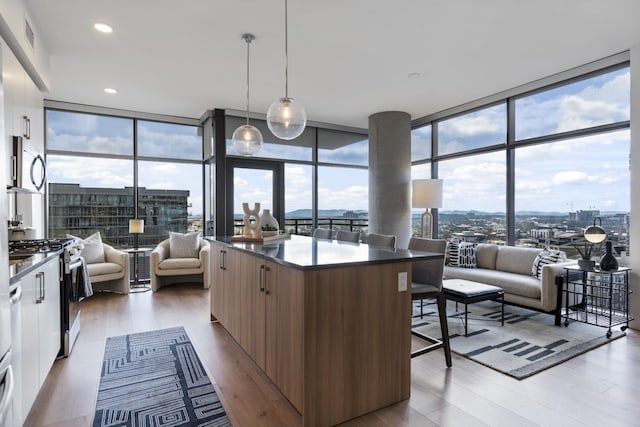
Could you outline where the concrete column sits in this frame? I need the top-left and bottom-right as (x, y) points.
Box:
(368, 111), (411, 249)
(629, 44), (640, 330)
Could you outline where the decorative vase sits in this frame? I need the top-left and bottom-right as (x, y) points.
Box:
(599, 241), (619, 271)
(577, 258), (595, 271)
(259, 209), (279, 235)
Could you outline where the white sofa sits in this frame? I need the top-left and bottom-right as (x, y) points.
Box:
(150, 238), (210, 292)
(443, 243), (575, 313)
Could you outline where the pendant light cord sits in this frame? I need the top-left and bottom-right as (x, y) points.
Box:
(284, 0), (289, 99)
(246, 36), (251, 125)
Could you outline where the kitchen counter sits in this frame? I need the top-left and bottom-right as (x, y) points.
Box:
(207, 234), (439, 270)
(9, 250), (62, 286)
(209, 234), (444, 426)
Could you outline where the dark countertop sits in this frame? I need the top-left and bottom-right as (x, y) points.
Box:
(206, 234), (443, 270)
(9, 250), (62, 287)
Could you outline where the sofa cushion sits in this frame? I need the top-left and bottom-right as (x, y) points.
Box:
(444, 266), (541, 299)
(495, 246), (542, 276)
(169, 232), (200, 258)
(86, 261), (122, 276)
(68, 231), (105, 264)
(476, 244), (498, 270)
(532, 249), (565, 279)
(158, 257), (201, 270)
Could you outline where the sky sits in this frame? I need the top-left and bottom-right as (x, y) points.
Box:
(46, 67), (630, 216)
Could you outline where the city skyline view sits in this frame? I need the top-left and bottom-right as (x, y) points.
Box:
(46, 67), (629, 226)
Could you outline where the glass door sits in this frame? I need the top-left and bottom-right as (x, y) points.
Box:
(225, 158), (284, 236)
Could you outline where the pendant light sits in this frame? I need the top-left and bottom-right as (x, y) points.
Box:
(266, 0), (306, 140)
(232, 33), (263, 156)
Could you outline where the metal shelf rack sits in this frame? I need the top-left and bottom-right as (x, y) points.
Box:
(561, 265), (633, 338)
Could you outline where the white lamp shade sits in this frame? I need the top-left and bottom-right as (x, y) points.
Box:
(129, 219), (144, 234)
(584, 225), (606, 243)
(412, 179), (443, 209)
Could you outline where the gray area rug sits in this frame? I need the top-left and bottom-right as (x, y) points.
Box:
(93, 326), (232, 426)
(412, 300), (626, 379)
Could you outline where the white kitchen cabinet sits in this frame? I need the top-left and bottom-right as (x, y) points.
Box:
(2, 39), (46, 234)
(19, 255), (60, 425)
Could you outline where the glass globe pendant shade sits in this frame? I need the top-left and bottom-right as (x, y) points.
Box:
(232, 124), (263, 156)
(266, 97), (307, 140)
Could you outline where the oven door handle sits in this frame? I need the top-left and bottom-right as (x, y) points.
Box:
(68, 259), (83, 272)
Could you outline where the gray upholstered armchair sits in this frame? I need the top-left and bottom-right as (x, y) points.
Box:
(150, 235), (210, 292)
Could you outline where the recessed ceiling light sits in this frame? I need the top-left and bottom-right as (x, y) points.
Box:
(104, 88), (118, 94)
(94, 22), (113, 33)
(408, 72), (421, 79)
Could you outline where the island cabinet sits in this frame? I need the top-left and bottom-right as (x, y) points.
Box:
(208, 235), (440, 427)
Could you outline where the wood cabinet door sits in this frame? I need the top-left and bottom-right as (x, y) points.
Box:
(264, 261), (303, 411)
(234, 252), (265, 368)
(209, 241), (226, 323)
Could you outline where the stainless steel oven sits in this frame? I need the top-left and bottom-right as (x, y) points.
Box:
(60, 243), (84, 357)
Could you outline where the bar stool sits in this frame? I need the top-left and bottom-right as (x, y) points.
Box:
(408, 237), (452, 367)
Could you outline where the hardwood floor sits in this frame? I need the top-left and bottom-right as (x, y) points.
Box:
(25, 284), (640, 427)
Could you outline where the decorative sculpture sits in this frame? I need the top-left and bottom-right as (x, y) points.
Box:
(242, 202), (261, 238)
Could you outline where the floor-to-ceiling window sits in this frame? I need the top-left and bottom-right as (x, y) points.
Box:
(45, 107), (203, 248)
(411, 61), (631, 256)
(224, 115), (369, 237)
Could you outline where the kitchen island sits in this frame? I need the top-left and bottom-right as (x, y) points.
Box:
(207, 235), (444, 427)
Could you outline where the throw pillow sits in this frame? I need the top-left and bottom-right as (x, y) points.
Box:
(458, 241), (477, 268)
(169, 232), (200, 258)
(68, 231), (105, 264)
(446, 239), (461, 266)
(446, 239), (476, 268)
(531, 249), (564, 279)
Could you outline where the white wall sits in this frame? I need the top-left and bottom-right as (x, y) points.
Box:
(629, 44), (640, 330)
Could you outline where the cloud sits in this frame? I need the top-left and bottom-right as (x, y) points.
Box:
(551, 170), (589, 185)
(47, 156), (132, 187)
(148, 163), (178, 174)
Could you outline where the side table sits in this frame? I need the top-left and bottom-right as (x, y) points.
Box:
(561, 265), (633, 337)
(442, 279), (505, 336)
(123, 247), (153, 292)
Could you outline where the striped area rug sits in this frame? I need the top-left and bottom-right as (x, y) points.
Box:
(413, 300), (626, 379)
(93, 326), (232, 427)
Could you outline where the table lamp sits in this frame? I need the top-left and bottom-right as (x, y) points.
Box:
(412, 179), (443, 239)
(129, 219), (144, 249)
(583, 217), (606, 243)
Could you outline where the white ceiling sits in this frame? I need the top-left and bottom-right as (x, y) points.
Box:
(25, 0), (640, 129)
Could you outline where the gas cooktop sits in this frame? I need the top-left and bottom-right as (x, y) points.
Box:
(9, 238), (76, 255)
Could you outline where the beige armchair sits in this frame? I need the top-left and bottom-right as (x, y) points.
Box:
(150, 238), (210, 292)
(86, 243), (130, 294)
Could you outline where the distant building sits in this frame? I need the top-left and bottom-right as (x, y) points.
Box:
(48, 183), (190, 247)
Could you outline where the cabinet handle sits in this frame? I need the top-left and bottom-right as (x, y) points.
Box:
(259, 265), (265, 292)
(36, 271), (45, 303)
(11, 155), (17, 181)
(23, 116), (30, 139)
(220, 250), (226, 270)
(264, 266), (270, 295)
